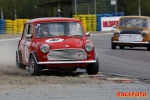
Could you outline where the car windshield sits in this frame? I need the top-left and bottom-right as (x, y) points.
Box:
(119, 18), (149, 28)
(35, 22), (84, 38)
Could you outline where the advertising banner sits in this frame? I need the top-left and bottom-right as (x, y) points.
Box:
(101, 17), (121, 31)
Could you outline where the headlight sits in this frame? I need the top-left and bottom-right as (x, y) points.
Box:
(141, 31), (147, 37)
(40, 44), (50, 53)
(85, 43), (93, 52)
(114, 30), (120, 36)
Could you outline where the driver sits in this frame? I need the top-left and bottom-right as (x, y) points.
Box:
(39, 25), (51, 37)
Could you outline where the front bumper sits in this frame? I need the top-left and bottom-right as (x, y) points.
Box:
(37, 60), (96, 64)
(113, 41), (149, 44)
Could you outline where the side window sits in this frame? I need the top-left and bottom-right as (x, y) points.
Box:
(23, 24), (28, 39)
(23, 24), (32, 39)
(28, 25), (32, 35)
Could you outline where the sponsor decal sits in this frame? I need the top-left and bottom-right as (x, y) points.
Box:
(103, 21), (119, 27)
(45, 38), (64, 43)
(101, 17), (121, 31)
(65, 44), (69, 48)
(117, 92), (148, 98)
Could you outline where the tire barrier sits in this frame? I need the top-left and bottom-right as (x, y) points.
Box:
(86, 15), (91, 32)
(12, 20), (17, 34)
(79, 15), (86, 32)
(91, 15), (96, 32)
(73, 12), (124, 31)
(73, 15), (80, 20)
(16, 19), (24, 34)
(5, 20), (13, 34)
(118, 12), (124, 16)
(1, 19), (30, 34)
(96, 14), (102, 31)
(0, 19), (5, 34)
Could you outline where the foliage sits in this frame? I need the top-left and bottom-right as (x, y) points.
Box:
(0, 0), (150, 19)
(118, 0), (150, 16)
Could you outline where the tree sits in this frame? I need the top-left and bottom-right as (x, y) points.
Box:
(118, 0), (150, 16)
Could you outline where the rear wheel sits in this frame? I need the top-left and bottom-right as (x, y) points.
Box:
(86, 57), (99, 75)
(119, 46), (125, 49)
(16, 52), (26, 70)
(29, 55), (42, 76)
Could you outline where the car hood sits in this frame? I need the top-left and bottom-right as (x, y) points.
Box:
(37, 37), (84, 49)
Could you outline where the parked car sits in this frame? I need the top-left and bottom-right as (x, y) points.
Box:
(16, 17), (99, 75)
(111, 16), (150, 50)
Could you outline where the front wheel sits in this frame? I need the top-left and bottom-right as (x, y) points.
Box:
(119, 46), (125, 49)
(111, 37), (116, 49)
(29, 55), (42, 76)
(86, 57), (99, 75)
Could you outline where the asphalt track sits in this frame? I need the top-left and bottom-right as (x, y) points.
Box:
(0, 33), (150, 100)
(0, 33), (150, 79)
(89, 33), (150, 80)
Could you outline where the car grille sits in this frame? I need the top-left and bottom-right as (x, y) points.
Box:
(118, 34), (143, 42)
(47, 49), (87, 60)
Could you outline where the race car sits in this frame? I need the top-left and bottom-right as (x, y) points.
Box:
(16, 17), (99, 75)
(111, 16), (150, 50)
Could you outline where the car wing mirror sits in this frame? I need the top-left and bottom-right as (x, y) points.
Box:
(86, 32), (90, 37)
(113, 25), (117, 28)
(26, 34), (32, 39)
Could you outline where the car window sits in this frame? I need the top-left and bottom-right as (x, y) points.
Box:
(28, 25), (32, 35)
(23, 24), (32, 39)
(119, 18), (149, 28)
(23, 24), (28, 39)
(35, 22), (84, 38)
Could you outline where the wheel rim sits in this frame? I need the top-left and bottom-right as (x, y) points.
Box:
(29, 57), (35, 74)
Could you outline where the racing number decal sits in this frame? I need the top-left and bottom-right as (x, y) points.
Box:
(25, 46), (29, 63)
(25, 41), (31, 63)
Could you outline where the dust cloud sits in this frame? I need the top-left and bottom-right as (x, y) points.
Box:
(0, 40), (29, 76)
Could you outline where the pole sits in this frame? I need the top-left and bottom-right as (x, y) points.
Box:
(34, 6), (37, 18)
(0, 0), (3, 19)
(116, 0), (117, 12)
(75, 0), (77, 14)
(94, 0), (96, 14)
(14, 0), (17, 19)
(88, 2), (89, 14)
(139, 0), (141, 16)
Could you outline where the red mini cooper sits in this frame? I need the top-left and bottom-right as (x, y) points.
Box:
(16, 17), (99, 75)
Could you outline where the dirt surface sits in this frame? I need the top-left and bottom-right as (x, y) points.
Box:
(0, 33), (146, 87)
(0, 33), (108, 91)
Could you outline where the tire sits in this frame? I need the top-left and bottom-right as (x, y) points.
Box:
(86, 57), (99, 75)
(70, 68), (77, 71)
(29, 55), (42, 76)
(16, 52), (26, 70)
(147, 44), (150, 51)
(111, 37), (116, 49)
(119, 46), (124, 49)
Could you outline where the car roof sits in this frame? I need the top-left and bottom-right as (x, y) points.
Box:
(120, 16), (150, 19)
(26, 17), (80, 24)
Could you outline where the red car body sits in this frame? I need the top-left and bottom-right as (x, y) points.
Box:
(16, 17), (99, 75)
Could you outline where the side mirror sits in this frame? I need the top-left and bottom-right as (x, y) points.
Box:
(113, 25), (117, 28)
(26, 34), (32, 39)
(86, 32), (90, 37)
